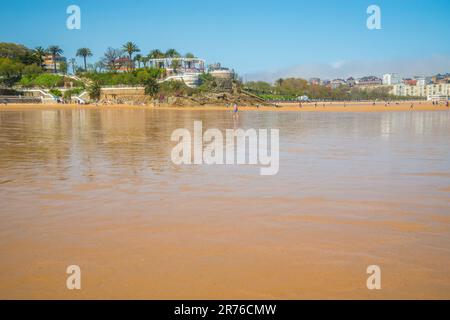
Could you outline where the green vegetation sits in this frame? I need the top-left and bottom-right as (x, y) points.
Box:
(83, 68), (164, 86)
(245, 78), (407, 101)
(0, 57), (25, 86)
(87, 82), (101, 101)
(198, 73), (234, 93)
(165, 49), (180, 58)
(0, 43), (30, 59)
(0, 43), (40, 66)
(49, 88), (62, 97)
(144, 78), (159, 97)
(157, 80), (194, 97)
(18, 73), (83, 89)
(63, 88), (83, 100)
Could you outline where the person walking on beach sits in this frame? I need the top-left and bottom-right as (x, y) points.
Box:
(410, 103), (414, 109)
(446, 100), (449, 107)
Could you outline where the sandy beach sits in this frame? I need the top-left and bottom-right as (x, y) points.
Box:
(1, 101), (449, 112)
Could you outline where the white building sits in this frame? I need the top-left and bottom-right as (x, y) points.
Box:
(147, 57), (205, 74)
(391, 83), (450, 99)
(414, 76), (432, 86)
(382, 73), (401, 85)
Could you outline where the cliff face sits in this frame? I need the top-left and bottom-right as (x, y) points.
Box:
(96, 87), (268, 106)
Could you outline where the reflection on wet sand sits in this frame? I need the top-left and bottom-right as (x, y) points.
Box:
(0, 108), (450, 299)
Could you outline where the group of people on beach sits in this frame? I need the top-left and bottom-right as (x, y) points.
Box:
(227, 103), (239, 117)
(432, 100), (449, 107)
(295, 100), (450, 109)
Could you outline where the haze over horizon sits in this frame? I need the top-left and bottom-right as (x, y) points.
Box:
(244, 55), (450, 82)
(1, 0), (449, 82)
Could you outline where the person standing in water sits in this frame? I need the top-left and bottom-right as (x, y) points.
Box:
(233, 103), (239, 118)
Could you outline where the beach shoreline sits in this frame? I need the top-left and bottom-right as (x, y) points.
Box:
(1, 101), (449, 112)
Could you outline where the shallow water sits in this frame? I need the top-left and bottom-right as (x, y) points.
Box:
(0, 108), (449, 299)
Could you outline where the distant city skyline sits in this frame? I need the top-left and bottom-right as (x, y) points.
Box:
(244, 55), (450, 82)
(1, 0), (449, 82)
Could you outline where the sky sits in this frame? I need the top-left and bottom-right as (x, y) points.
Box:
(1, 0), (449, 82)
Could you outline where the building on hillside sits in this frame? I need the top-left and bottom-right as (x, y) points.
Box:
(111, 57), (133, 72)
(331, 79), (347, 89)
(148, 57), (206, 74)
(144, 57), (207, 88)
(208, 63), (234, 80)
(431, 73), (450, 84)
(382, 73), (401, 85)
(355, 76), (382, 86)
(309, 78), (321, 85)
(43, 54), (67, 73)
(346, 77), (356, 86)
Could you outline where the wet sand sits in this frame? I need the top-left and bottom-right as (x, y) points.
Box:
(1, 100), (449, 113)
(0, 108), (449, 299)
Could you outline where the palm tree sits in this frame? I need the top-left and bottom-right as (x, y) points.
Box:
(122, 42), (140, 71)
(76, 48), (93, 71)
(149, 49), (164, 59)
(185, 52), (195, 58)
(165, 48), (180, 58)
(147, 49), (165, 68)
(141, 56), (149, 68)
(69, 58), (77, 74)
(134, 54), (143, 69)
(275, 78), (284, 87)
(94, 61), (105, 73)
(33, 47), (47, 68)
(47, 45), (63, 73)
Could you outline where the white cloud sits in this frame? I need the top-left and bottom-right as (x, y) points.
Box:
(243, 55), (450, 82)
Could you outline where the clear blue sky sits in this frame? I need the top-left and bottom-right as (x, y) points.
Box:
(1, 0), (449, 77)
